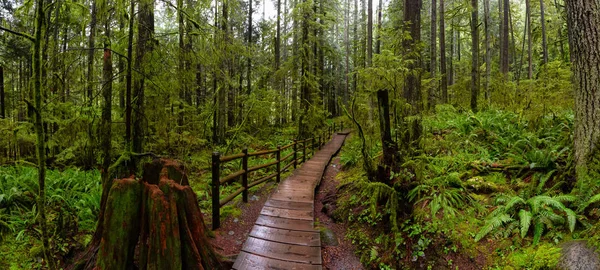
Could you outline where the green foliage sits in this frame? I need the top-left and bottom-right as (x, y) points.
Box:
(408, 172), (473, 218)
(0, 166), (101, 264)
(475, 192), (577, 244)
(506, 243), (562, 269)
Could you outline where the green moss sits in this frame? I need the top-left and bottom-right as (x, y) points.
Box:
(506, 243), (561, 269)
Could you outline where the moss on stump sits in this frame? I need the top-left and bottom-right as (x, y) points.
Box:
(94, 159), (226, 270)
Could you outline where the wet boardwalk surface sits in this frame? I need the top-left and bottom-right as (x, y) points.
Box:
(233, 132), (348, 270)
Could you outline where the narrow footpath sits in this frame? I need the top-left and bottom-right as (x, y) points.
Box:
(232, 132), (348, 269)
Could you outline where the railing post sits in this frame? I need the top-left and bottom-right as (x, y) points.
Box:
(276, 145), (281, 182)
(293, 140), (297, 169)
(242, 148), (248, 203)
(333, 122), (336, 133)
(302, 140), (306, 163)
(341, 122), (344, 131)
(211, 152), (221, 230)
(318, 136), (321, 150)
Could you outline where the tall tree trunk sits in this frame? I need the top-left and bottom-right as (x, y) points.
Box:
(133, 0), (155, 154)
(125, 0), (134, 150)
(298, 0), (311, 138)
(501, 0), (510, 76)
(470, 0), (479, 112)
(178, 0), (186, 127)
(526, 0), (533, 79)
(217, 0), (227, 140)
(277, 0), (283, 124)
(429, 0), (437, 109)
(353, 0), (358, 96)
(87, 0), (97, 104)
(366, 0), (372, 67)
(32, 0), (53, 266)
(439, 0), (447, 103)
(403, 0), (422, 111)
(484, 0), (491, 104)
(345, 0), (350, 107)
(119, 20), (125, 112)
(100, 19), (113, 210)
(540, 0), (548, 65)
(248, 0), (253, 96)
(0, 66), (4, 118)
(449, 21), (454, 87)
(566, 0), (600, 179)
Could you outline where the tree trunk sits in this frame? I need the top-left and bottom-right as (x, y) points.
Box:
(119, 20), (126, 112)
(403, 0), (422, 111)
(125, 0), (134, 150)
(248, 0), (253, 97)
(449, 21), (454, 87)
(501, 0), (509, 76)
(429, 0), (437, 109)
(178, 0), (186, 127)
(366, 0), (372, 67)
(540, 0), (548, 65)
(298, 0), (311, 139)
(484, 0), (491, 104)
(377, 89), (397, 181)
(94, 161), (226, 269)
(470, 0), (479, 112)
(101, 21), (113, 196)
(133, 0), (155, 154)
(0, 66), (4, 119)
(566, 0), (600, 179)
(87, 0), (97, 104)
(32, 0), (53, 266)
(217, 0), (228, 140)
(526, 0), (533, 79)
(439, 0), (447, 103)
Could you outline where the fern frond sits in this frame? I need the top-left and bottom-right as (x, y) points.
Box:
(553, 194), (577, 204)
(533, 222), (544, 245)
(565, 208), (576, 232)
(504, 196), (526, 212)
(475, 213), (513, 242)
(519, 209), (532, 238)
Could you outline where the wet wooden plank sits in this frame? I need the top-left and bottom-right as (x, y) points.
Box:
(241, 237), (322, 264)
(264, 199), (313, 210)
(249, 225), (321, 246)
(261, 206), (313, 221)
(233, 252), (322, 270)
(270, 193), (314, 203)
(255, 215), (316, 232)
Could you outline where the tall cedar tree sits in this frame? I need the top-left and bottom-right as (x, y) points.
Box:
(566, 0), (600, 178)
(470, 0), (479, 112)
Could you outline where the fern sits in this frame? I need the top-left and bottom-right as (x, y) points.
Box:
(475, 213), (513, 242)
(519, 210), (532, 238)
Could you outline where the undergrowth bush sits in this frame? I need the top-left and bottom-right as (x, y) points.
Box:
(0, 166), (101, 267)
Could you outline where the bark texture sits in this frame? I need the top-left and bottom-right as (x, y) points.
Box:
(92, 160), (226, 269)
(566, 0), (600, 175)
(470, 0), (479, 112)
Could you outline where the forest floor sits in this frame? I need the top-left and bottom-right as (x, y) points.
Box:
(315, 157), (364, 269)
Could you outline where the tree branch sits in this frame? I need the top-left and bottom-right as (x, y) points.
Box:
(0, 26), (34, 42)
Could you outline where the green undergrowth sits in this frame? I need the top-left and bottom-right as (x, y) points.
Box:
(335, 106), (600, 269)
(0, 166), (100, 268)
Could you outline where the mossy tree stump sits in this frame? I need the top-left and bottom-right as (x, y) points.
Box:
(91, 159), (225, 270)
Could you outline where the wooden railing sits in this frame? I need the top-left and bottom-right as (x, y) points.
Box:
(211, 122), (344, 229)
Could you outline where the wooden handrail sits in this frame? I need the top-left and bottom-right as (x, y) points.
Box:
(211, 122), (346, 230)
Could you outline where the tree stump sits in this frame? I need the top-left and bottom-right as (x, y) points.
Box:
(91, 159), (225, 270)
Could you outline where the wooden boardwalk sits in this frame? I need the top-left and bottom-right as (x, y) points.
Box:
(232, 132), (348, 270)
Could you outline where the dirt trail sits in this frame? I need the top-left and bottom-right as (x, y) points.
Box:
(315, 157), (364, 270)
